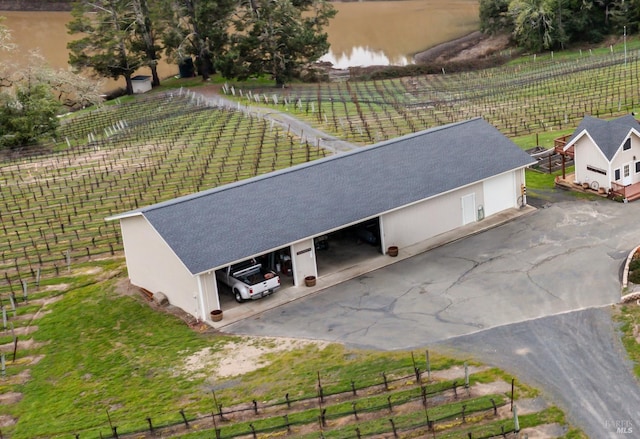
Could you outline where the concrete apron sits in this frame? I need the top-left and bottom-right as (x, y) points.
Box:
(208, 205), (537, 329)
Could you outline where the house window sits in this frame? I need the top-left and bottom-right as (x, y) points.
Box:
(624, 138), (632, 150)
(636, 162), (640, 173)
(586, 165), (607, 175)
(615, 168), (621, 180)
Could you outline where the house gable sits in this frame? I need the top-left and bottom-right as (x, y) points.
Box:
(567, 115), (640, 162)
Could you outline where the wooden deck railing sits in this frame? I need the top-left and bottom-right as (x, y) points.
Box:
(611, 181), (626, 199)
(554, 134), (573, 156)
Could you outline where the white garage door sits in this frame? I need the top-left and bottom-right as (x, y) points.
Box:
(483, 172), (516, 217)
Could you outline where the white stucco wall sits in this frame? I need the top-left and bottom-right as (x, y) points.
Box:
(119, 215), (200, 316)
(197, 272), (221, 320)
(483, 171), (516, 216)
(291, 239), (317, 286)
(573, 136), (611, 190)
(381, 183), (483, 249)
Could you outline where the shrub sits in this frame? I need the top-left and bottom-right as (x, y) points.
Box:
(629, 269), (640, 285)
(629, 258), (640, 272)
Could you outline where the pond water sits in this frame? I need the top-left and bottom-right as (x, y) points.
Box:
(0, 1), (479, 86)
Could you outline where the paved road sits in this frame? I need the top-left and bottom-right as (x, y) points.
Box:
(436, 307), (640, 438)
(226, 197), (640, 437)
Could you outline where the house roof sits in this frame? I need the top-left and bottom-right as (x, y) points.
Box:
(566, 114), (640, 161)
(109, 117), (535, 275)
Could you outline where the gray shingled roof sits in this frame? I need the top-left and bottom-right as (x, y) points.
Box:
(567, 114), (640, 160)
(111, 117), (535, 275)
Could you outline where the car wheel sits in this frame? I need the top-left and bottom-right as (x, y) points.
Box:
(234, 290), (244, 303)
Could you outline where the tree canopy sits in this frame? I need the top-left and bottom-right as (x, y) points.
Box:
(480, 0), (640, 51)
(66, 0), (335, 89)
(0, 17), (102, 150)
(217, 0), (336, 86)
(67, 0), (145, 95)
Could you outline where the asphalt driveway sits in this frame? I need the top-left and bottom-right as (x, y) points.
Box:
(226, 199), (638, 348)
(225, 197), (640, 437)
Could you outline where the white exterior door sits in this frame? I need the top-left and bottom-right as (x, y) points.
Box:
(624, 163), (632, 185)
(461, 193), (476, 225)
(482, 172), (515, 217)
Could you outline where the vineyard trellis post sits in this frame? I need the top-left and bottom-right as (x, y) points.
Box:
(179, 409), (189, 428)
(425, 350), (431, 381)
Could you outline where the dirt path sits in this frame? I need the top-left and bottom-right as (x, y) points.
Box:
(195, 86), (359, 154)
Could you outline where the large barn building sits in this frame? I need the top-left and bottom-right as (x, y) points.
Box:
(108, 117), (535, 322)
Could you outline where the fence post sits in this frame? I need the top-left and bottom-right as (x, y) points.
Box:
(351, 380), (357, 395)
(146, 417), (153, 433)
(250, 423), (257, 439)
(352, 402), (358, 420)
(389, 418), (397, 438)
(453, 380), (458, 399)
(180, 409), (189, 429)
(411, 351), (421, 384)
(511, 378), (515, 411)
(464, 361), (469, 394)
(387, 395), (393, 412)
(212, 390), (225, 420)
(253, 399), (258, 414)
(382, 372), (388, 390)
(285, 392), (291, 408)
(462, 404), (467, 423)
(491, 398), (497, 416)
(317, 371), (324, 403)
(284, 414), (290, 432)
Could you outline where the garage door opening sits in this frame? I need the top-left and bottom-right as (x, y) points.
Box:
(315, 218), (383, 277)
(216, 250), (287, 309)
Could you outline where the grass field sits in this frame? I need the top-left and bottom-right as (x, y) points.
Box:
(2, 40), (638, 438)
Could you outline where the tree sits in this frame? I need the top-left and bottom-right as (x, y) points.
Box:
(479, 0), (514, 34)
(130, 0), (164, 86)
(0, 17), (16, 89)
(0, 82), (61, 149)
(0, 20), (62, 150)
(604, 0), (640, 33)
(218, 0), (336, 86)
(509, 0), (556, 51)
(67, 0), (143, 95)
(0, 17), (101, 149)
(161, 0), (236, 81)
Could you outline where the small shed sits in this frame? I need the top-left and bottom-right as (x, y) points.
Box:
(131, 75), (152, 94)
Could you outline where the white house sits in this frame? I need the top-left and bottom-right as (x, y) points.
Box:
(108, 117), (535, 322)
(562, 114), (640, 199)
